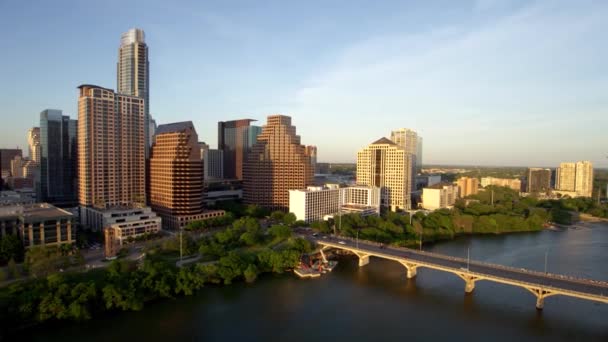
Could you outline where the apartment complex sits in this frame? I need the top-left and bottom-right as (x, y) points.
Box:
(480, 177), (522, 192)
(117, 28), (150, 152)
(356, 137), (413, 211)
(77, 85), (146, 212)
(217, 119), (261, 180)
(422, 183), (459, 210)
(243, 115), (314, 211)
(40, 109), (78, 206)
(555, 161), (593, 197)
(0, 203), (75, 247)
(27, 127), (41, 163)
(289, 184), (381, 223)
(456, 177), (479, 198)
(527, 168), (552, 193)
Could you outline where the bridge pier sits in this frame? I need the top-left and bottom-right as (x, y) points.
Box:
(358, 254), (370, 266)
(457, 273), (479, 293)
(319, 247), (329, 263)
(525, 288), (555, 310)
(399, 262), (418, 279)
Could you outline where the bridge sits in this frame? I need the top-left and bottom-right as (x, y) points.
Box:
(310, 234), (608, 309)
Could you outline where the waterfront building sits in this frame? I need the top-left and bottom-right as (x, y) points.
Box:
(104, 207), (161, 244)
(77, 85), (146, 216)
(27, 127), (41, 163)
(0, 149), (22, 178)
(0, 203), (74, 247)
(150, 121), (224, 229)
(555, 161), (593, 198)
(289, 184), (381, 223)
(456, 177), (479, 198)
(81, 205), (160, 233)
(217, 119), (262, 180)
(480, 177), (522, 192)
(117, 28), (150, 153)
(39, 109), (77, 206)
(422, 183), (459, 210)
(243, 115), (314, 211)
(526, 168), (552, 193)
(356, 137), (413, 211)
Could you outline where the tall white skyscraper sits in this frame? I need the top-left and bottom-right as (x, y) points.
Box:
(117, 28), (150, 154)
(390, 128), (419, 191)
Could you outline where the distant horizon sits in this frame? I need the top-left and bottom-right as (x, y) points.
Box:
(1, 1), (607, 168)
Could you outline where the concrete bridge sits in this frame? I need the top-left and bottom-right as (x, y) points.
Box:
(312, 234), (608, 309)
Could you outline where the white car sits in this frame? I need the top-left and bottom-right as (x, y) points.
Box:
(338, 241), (346, 245)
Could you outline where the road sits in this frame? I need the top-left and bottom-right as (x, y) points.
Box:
(308, 233), (608, 298)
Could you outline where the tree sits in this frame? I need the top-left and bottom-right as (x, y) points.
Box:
(0, 235), (25, 264)
(270, 211), (285, 222)
(268, 224), (292, 240)
(243, 264), (258, 283)
(7, 257), (19, 279)
(283, 213), (297, 226)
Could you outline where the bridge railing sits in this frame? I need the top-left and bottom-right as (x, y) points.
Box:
(319, 235), (608, 288)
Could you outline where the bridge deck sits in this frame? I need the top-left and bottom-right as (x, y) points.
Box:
(311, 234), (608, 303)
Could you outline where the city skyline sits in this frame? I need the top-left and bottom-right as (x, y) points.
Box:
(1, 1), (607, 167)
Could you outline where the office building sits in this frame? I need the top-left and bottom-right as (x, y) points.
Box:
(203, 147), (224, 180)
(356, 137), (413, 211)
(77, 85), (145, 214)
(117, 28), (150, 153)
(204, 179), (243, 205)
(456, 177), (479, 198)
(306, 145), (318, 174)
(391, 128), (420, 184)
(150, 121), (224, 229)
(0, 149), (22, 178)
(27, 127), (41, 163)
(243, 115), (314, 211)
(104, 206), (161, 245)
(527, 168), (552, 193)
(81, 205), (160, 233)
(0, 190), (36, 207)
(422, 183), (459, 210)
(217, 119), (262, 180)
(416, 136), (423, 172)
(480, 177), (522, 192)
(289, 184), (381, 223)
(40, 109), (77, 206)
(0, 203), (75, 247)
(555, 161), (593, 198)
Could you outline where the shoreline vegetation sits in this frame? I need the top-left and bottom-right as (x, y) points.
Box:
(1, 185), (607, 336)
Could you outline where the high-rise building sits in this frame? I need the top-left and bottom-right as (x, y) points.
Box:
(0, 149), (22, 178)
(150, 121), (224, 229)
(556, 161), (593, 197)
(480, 177), (522, 192)
(217, 119), (262, 180)
(203, 149), (224, 180)
(117, 28), (150, 154)
(416, 136), (423, 173)
(77, 85), (145, 210)
(356, 137), (413, 211)
(526, 168), (552, 193)
(39, 109), (77, 206)
(305, 145), (318, 174)
(390, 128), (419, 191)
(27, 127), (41, 163)
(456, 177), (479, 198)
(243, 115), (314, 211)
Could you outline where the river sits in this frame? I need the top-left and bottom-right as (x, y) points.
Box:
(23, 223), (608, 341)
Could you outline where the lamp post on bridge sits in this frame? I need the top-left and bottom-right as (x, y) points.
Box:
(544, 250), (548, 275)
(356, 229), (359, 250)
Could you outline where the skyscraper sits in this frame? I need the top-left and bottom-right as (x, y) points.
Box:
(39, 109), (77, 205)
(27, 127), (41, 163)
(356, 137), (413, 211)
(77, 84), (145, 209)
(390, 128), (419, 190)
(243, 115), (314, 211)
(217, 119), (262, 180)
(305, 145), (318, 174)
(117, 28), (150, 154)
(0, 149), (22, 178)
(526, 168), (552, 193)
(150, 121), (223, 229)
(555, 161), (593, 197)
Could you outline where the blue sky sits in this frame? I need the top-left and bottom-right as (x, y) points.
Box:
(0, 0), (606, 167)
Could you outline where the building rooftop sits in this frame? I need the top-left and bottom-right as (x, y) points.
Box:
(371, 137), (396, 146)
(156, 121), (195, 135)
(20, 203), (73, 222)
(426, 182), (455, 190)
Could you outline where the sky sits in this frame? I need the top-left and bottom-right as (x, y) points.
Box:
(0, 0), (606, 167)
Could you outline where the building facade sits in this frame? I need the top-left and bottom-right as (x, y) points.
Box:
(27, 127), (41, 163)
(243, 115), (314, 211)
(340, 185), (381, 216)
(305, 145), (318, 174)
(456, 177), (479, 198)
(390, 128), (419, 185)
(0, 203), (75, 247)
(480, 177), (522, 192)
(422, 183), (459, 210)
(526, 168), (552, 193)
(555, 161), (593, 197)
(203, 148), (224, 180)
(356, 137), (413, 211)
(105, 206), (161, 245)
(117, 28), (150, 153)
(0, 149), (22, 178)
(77, 85), (146, 212)
(40, 109), (77, 206)
(217, 119), (262, 180)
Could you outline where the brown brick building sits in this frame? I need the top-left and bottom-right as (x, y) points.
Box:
(150, 121), (223, 229)
(243, 115), (314, 211)
(77, 85), (146, 211)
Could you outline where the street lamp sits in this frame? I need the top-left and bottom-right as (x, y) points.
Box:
(356, 229), (359, 249)
(544, 250), (548, 275)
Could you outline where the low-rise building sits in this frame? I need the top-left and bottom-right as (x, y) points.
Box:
(0, 190), (36, 206)
(480, 177), (522, 192)
(0, 203), (75, 247)
(81, 206), (162, 235)
(422, 183), (459, 210)
(456, 177), (479, 198)
(340, 185), (381, 216)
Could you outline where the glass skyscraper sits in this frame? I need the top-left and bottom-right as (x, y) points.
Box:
(40, 109), (77, 206)
(218, 119), (262, 180)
